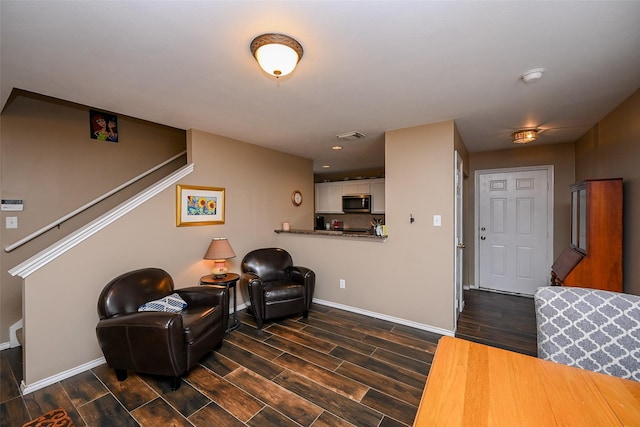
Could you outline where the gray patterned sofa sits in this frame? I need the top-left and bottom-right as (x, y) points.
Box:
(534, 286), (640, 381)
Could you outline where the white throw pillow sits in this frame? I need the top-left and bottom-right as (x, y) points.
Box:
(138, 293), (187, 313)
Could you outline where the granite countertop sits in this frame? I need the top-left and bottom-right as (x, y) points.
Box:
(274, 229), (387, 240)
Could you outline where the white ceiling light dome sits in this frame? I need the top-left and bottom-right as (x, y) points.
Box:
(250, 33), (304, 78)
(521, 68), (545, 83)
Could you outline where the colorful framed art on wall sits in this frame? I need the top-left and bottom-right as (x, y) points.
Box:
(176, 185), (225, 226)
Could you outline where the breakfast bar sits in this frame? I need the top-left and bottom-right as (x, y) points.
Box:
(274, 228), (387, 240)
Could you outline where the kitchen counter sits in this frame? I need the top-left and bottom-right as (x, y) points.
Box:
(274, 229), (387, 240)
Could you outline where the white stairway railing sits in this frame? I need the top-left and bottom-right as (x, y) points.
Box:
(9, 163), (193, 279)
(5, 150), (187, 253)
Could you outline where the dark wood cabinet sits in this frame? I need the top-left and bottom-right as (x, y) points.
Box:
(551, 178), (623, 292)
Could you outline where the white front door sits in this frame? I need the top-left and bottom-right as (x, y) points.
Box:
(476, 167), (553, 296)
(454, 151), (465, 326)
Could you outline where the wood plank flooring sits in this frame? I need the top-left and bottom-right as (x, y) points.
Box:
(455, 289), (538, 356)
(1, 290), (536, 427)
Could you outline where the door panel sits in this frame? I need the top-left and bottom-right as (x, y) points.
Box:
(478, 168), (551, 295)
(454, 151), (464, 326)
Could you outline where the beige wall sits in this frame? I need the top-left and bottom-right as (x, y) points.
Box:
(21, 129), (314, 386)
(278, 121), (460, 333)
(574, 89), (640, 295)
(467, 142), (576, 287)
(1, 91), (186, 343)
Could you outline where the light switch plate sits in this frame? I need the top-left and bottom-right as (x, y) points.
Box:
(6, 217), (18, 229)
(433, 215), (441, 226)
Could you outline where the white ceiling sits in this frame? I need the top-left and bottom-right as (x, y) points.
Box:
(2, 1), (639, 174)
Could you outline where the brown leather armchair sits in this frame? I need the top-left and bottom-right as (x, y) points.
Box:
(240, 248), (315, 329)
(96, 268), (226, 390)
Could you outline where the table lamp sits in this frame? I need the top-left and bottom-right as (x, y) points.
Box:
(203, 238), (236, 278)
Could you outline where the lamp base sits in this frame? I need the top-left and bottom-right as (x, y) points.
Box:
(211, 261), (228, 278)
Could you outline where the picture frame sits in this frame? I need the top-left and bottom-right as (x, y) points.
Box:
(176, 185), (225, 226)
(89, 110), (118, 143)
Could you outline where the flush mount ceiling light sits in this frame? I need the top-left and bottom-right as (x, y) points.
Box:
(521, 68), (545, 83)
(250, 33), (304, 78)
(512, 129), (539, 144)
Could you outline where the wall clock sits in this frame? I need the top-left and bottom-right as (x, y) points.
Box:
(291, 190), (303, 206)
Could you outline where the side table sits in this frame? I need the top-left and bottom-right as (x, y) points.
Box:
(200, 273), (240, 332)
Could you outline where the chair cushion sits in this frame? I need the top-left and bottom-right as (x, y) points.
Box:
(263, 281), (304, 302)
(181, 305), (222, 344)
(138, 293), (187, 313)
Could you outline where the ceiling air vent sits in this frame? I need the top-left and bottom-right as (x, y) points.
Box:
(336, 131), (366, 141)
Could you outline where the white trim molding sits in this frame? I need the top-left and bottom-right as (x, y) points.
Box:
(17, 298), (450, 395)
(313, 298), (455, 337)
(9, 319), (23, 348)
(5, 151), (187, 253)
(9, 163), (194, 278)
(21, 357), (106, 396)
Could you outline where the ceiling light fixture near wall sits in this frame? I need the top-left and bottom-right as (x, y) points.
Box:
(250, 33), (304, 78)
(512, 129), (539, 144)
(521, 68), (545, 83)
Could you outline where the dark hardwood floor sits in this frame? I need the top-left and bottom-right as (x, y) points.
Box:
(1, 290), (536, 427)
(455, 289), (538, 356)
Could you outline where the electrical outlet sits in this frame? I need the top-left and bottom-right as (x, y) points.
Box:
(6, 217), (18, 229)
(339, 279), (346, 289)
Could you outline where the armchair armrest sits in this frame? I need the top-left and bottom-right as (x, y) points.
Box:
(241, 272), (265, 322)
(176, 286), (226, 307)
(288, 266), (315, 309)
(96, 311), (186, 376)
(178, 286), (228, 332)
(97, 311), (183, 330)
(288, 266), (313, 283)
(240, 272), (261, 289)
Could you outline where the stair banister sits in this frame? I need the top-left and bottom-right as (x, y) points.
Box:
(4, 150), (186, 253)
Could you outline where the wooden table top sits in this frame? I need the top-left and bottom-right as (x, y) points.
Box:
(413, 336), (640, 426)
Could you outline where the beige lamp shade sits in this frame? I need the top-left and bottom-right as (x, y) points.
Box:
(203, 238), (236, 277)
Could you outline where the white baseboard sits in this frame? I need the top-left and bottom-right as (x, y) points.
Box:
(18, 299), (452, 396)
(21, 357), (106, 396)
(10, 319), (23, 347)
(312, 298), (454, 337)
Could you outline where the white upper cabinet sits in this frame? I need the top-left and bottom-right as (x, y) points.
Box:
(315, 182), (343, 213)
(342, 182), (371, 195)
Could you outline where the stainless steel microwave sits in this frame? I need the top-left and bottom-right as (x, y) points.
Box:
(342, 195), (371, 213)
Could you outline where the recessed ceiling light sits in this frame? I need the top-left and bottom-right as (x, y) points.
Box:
(332, 145), (343, 150)
(322, 165), (331, 168)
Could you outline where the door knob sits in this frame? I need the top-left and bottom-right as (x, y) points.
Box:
(480, 236), (486, 240)
(457, 243), (466, 249)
